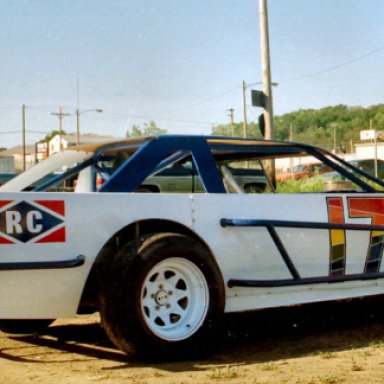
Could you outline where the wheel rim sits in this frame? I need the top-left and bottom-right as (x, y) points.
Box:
(140, 257), (209, 341)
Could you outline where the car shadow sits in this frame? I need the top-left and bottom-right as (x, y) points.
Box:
(0, 321), (130, 364)
(0, 296), (383, 370)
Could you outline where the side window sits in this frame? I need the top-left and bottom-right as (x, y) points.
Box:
(274, 156), (358, 193)
(139, 156), (205, 193)
(275, 156), (334, 193)
(216, 159), (266, 194)
(93, 149), (206, 193)
(30, 174), (78, 192)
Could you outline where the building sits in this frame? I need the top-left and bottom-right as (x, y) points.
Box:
(48, 134), (115, 155)
(1, 134), (117, 172)
(354, 141), (384, 160)
(0, 145), (34, 172)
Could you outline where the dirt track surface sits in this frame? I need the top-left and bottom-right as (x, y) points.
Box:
(2, 299), (384, 384)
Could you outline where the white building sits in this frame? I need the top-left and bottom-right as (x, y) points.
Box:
(0, 145), (34, 172)
(48, 134), (115, 155)
(354, 142), (384, 160)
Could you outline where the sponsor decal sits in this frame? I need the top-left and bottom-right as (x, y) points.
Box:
(327, 197), (384, 274)
(327, 197), (346, 275)
(0, 200), (65, 244)
(348, 197), (384, 273)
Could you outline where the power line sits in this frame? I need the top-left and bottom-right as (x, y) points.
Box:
(110, 112), (217, 126)
(278, 45), (384, 84)
(153, 86), (240, 117)
(158, 44), (384, 117)
(0, 130), (20, 134)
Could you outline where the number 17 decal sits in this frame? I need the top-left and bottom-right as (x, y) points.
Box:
(327, 197), (384, 275)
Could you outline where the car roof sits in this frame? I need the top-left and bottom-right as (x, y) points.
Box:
(69, 134), (328, 159)
(71, 136), (154, 153)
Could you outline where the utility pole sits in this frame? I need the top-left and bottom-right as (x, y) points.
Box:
(76, 108), (80, 145)
(242, 81), (248, 138)
(75, 108), (103, 145)
(51, 107), (70, 151)
(227, 108), (235, 136)
(259, 0), (275, 187)
(332, 123), (337, 153)
(259, 0), (274, 140)
(22, 104), (26, 171)
(289, 123), (294, 141)
(370, 119), (378, 178)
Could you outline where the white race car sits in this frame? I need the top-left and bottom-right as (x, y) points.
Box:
(0, 135), (383, 359)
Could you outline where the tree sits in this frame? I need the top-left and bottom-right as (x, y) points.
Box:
(42, 130), (67, 142)
(126, 121), (167, 137)
(212, 121), (263, 138)
(143, 120), (167, 135)
(211, 104), (384, 153)
(126, 125), (143, 137)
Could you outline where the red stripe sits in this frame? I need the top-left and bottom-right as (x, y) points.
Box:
(34, 200), (65, 216)
(0, 200), (13, 209)
(35, 227), (66, 243)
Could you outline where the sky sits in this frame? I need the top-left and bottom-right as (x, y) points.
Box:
(1, 0), (384, 148)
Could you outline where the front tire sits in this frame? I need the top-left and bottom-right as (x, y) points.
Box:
(99, 233), (224, 360)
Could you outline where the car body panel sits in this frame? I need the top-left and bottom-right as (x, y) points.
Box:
(0, 193), (193, 318)
(0, 191), (383, 318)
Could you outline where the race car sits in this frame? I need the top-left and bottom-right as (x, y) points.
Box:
(0, 134), (384, 360)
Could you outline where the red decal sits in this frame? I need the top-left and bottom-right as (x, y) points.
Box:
(328, 197), (344, 224)
(0, 200), (13, 209)
(0, 236), (14, 244)
(349, 198), (384, 224)
(327, 197), (346, 275)
(35, 226), (66, 244)
(348, 197), (384, 273)
(34, 200), (65, 216)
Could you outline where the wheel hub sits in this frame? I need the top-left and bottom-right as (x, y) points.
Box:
(155, 289), (169, 306)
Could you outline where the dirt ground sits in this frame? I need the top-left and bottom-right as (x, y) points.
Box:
(2, 298), (384, 384)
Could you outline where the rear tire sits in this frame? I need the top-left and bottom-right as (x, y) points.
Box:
(99, 233), (224, 360)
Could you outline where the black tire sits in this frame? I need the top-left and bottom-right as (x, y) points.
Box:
(98, 233), (225, 360)
(0, 319), (54, 334)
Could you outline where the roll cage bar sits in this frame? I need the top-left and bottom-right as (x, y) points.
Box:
(30, 136), (384, 193)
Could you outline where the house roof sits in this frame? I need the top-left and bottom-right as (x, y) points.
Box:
(0, 145), (36, 156)
(0, 135), (117, 157)
(58, 134), (115, 144)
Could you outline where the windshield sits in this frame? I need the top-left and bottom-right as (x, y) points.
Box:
(0, 150), (94, 192)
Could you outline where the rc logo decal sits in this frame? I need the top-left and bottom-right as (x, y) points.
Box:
(0, 200), (65, 244)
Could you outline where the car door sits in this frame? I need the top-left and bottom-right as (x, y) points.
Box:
(190, 191), (384, 313)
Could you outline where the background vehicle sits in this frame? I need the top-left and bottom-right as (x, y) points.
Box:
(276, 162), (333, 181)
(0, 173), (17, 186)
(349, 159), (384, 179)
(140, 161), (266, 193)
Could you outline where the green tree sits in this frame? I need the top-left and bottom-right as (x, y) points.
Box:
(212, 121), (263, 138)
(143, 120), (167, 135)
(126, 125), (143, 137)
(126, 121), (167, 137)
(211, 104), (384, 152)
(42, 130), (68, 142)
